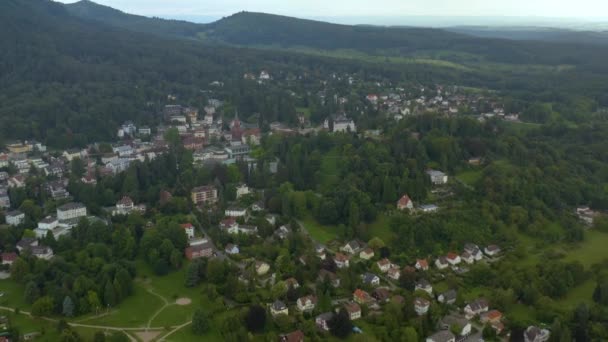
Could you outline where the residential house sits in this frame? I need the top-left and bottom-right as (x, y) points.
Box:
(270, 300), (288, 317)
(387, 267), (401, 280)
(341, 240), (362, 254)
(426, 331), (456, 342)
(112, 196), (146, 216)
(377, 258), (392, 273)
(16, 238), (37, 252)
(426, 170), (448, 185)
(224, 244), (239, 255)
(296, 295), (317, 312)
(419, 204), (439, 213)
(397, 194), (414, 210)
(344, 302), (362, 320)
(325, 115), (356, 133)
(334, 253), (350, 269)
(480, 310), (503, 324)
(372, 288), (391, 303)
(35, 216), (59, 238)
(318, 270), (340, 287)
(524, 326), (550, 342)
(464, 243), (483, 261)
(362, 273), (380, 287)
(5, 211), (25, 226)
(415, 297), (430, 316)
(484, 245), (501, 257)
(56, 203), (87, 221)
(440, 314), (471, 337)
(1, 252), (17, 265)
(416, 259), (429, 271)
(285, 278), (300, 289)
(8, 175), (26, 188)
(446, 253), (461, 266)
(461, 251), (475, 264)
(359, 248), (375, 260)
(181, 223), (195, 239)
(415, 279), (433, 294)
(225, 206), (247, 218)
(235, 183), (250, 198)
(435, 257), (449, 270)
(353, 289), (373, 305)
(464, 299), (489, 319)
(279, 330), (304, 342)
(316, 312), (334, 331)
(255, 261), (270, 276)
(437, 289), (457, 305)
(275, 225), (292, 240)
(185, 243), (213, 260)
(31, 246), (54, 260)
(191, 185), (218, 205)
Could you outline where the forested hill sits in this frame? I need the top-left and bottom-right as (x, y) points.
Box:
(0, 0), (474, 147)
(64, 2), (608, 69)
(447, 26), (608, 46)
(64, 0), (206, 39)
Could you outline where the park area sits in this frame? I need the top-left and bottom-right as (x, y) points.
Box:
(0, 259), (227, 342)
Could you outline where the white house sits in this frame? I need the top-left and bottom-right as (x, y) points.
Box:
(296, 295), (317, 312)
(362, 273), (381, 286)
(5, 210), (25, 226)
(224, 244), (239, 255)
(419, 204), (439, 213)
(446, 253), (461, 266)
(435, 257), (449, 270)
(415, 279), (433, 294)
(270, 300), (288, 317)
(415, 298), (430, 316)
(464, 299), (489, 319)
(32, 246), (54, 260)
(57, 203), (87, 221)
(524, 326), (551, 342)
(235, 183), (250, 198)
(377, 258), (392, 273)
(224, 207), (247, 218)
(426, 331), (456, 342)
(484, 245), (501, 257)
(181, 223), (195, 239)
(427, 170), (448, 185)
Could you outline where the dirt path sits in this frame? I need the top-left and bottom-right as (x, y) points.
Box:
(156, 320), (192, 341)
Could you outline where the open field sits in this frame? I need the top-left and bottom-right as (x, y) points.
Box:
(365, 213), (395, 242)
(302, 215), (339, 243)
(456, 169), (483, 186)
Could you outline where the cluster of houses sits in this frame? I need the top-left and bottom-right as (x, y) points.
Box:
(363, 85), (517, 124)
(158, 101), (262, 167)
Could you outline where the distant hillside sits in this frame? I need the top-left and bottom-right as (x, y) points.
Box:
(448, 26), (608, 46)
(65, 0), (206, 39)
(63, 2), (608, 68)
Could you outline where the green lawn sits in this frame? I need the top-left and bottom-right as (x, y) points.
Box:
(165, 324), (223, 342)
(563, 230), (608, 267)
(557, 279), (596, 309)
(80, 282), (163, 328)
(0, 279), (29, 310)
(301, 216), (339, 244)
(366, 213), (395, 242)
(456, 170), (482, 186)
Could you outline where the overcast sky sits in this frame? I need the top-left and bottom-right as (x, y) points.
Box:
(55, 0), (608, 21)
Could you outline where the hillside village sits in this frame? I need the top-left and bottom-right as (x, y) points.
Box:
(0, 70), (604, 342)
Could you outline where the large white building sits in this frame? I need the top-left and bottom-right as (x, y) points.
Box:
(5, 211), (25, 226)
(427, 170), (448, 185)
(57, 203), (87, 221)
(324, 115), (356, 133)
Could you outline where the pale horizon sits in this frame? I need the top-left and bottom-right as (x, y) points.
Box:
(54, 0), (608, 26)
